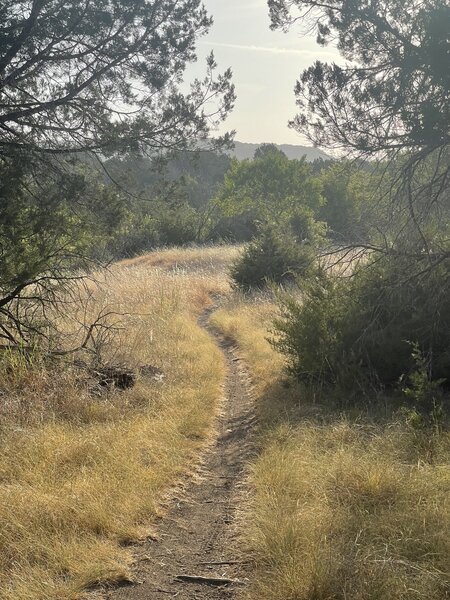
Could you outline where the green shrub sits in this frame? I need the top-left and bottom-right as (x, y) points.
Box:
(402, 344), (446, 428)
(273, 256), (450, 401)
(158, 205), (198, 246)
(230, 226), (316, 290)
(109, 216), (160, 258)
(107, 205), (199, 259)
(273, 274), (349, 384)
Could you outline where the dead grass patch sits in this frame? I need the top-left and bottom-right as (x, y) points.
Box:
(211, 294), (450, 600)
(0, 247), (236, 600)
(119, 243), (242, 275)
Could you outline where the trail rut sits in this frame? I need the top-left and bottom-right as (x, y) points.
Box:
(103, 308), (255, 600)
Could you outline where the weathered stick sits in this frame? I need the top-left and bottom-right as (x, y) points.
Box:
(196, 560), (244, 566)
(175, 574), (244, 586)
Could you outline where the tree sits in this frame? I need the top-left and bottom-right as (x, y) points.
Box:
(101, 149), (232, 252)
(0, 0), (235, 348)
(0, 0), (235, 156)
(253, 143), (286, 160)
(218, 147), (326, 289)
(269, 0), (448, 157)
(0, 156), (124, 347)
(268, 0), (449, 266)
(230, 223), (318, 290)
(318, 161), (376, 243)
(269, 0), (450, 395)
(216, 146), (323, 229)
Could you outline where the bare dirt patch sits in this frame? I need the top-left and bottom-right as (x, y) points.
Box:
(102, 308), (256, 600)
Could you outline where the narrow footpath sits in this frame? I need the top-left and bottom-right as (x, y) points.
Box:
(103, 308), (255, 600)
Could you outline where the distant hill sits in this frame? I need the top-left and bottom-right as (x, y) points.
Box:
(229, 141), (331, 162)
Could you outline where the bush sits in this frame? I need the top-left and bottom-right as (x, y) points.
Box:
(273, 256), (450, 404)
(157, 206), (198, 246)
(273, 274), (348, 384)
(106, 205), (199, 259)
(208, 212), (257, 243)
(108, 216), (160, 258)
(230, 226), (316, 290)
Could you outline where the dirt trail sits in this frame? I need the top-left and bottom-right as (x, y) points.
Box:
(103, 308), (255, 600)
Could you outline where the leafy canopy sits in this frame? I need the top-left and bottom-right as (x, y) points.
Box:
(216, 147), (323, 226)
(318, 161), (378, 244)
(0, 0), (235, 346)
(269, 0), (449, 267)
(269, 0), (449, 156)
(0, 0), (235, 156)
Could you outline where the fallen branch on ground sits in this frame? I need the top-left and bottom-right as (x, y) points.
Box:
(175, 574), (244, 586)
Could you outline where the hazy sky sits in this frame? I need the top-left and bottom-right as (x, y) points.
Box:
(186, 0), (340, 146)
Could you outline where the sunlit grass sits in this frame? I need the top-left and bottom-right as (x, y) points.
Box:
(3, 244), (448, 600)
(212, 294), (450, 600)
(0, 246), (236, 600)
(119, 243), (242, 274)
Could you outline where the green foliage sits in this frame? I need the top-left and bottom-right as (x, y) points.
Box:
(105, 151), (231, 213)
(107, 202), (200, 258)
(230, 225), (317, 290)
(222, 147), (328, 290)
(208, 212), (257, 243)
(253, 143), (287, 159)
(105, 147), (332, 256)
(273, 274), (347, 385)
(269, 0), (449, 271)
(168, 152), (232, 211)
(0, 1), (234, 156)
(158, 204), (199, 246)
(108, 215), (159, 258)
(0, 157), (123, 285)
(318, 161), (376, 243)
(103, 150), (236, 256)
(0, 0), (235, 346)
(402, 344), (446, 425)
(269, 0), (449, 157)
(216, 149), (323, 226)
(0, 156), (125, 344)
(273, 257), (450, 401)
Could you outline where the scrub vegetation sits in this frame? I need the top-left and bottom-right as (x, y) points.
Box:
(0, 248), (231, 600)
(211, 295), (450, 600)
(1, 1), (449, 599)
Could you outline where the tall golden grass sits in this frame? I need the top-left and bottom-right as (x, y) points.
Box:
(211, 295), (450, 600)
(0, 247), (234, 600)
(118, 243), (242, 273)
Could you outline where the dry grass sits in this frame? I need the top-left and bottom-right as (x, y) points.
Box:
(210, 295), (283, 398)
(3, 244), (449, 600)
(211, 294), (450, 600)
(119, 243), (242, 274)
(0, 246), (236, 600)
